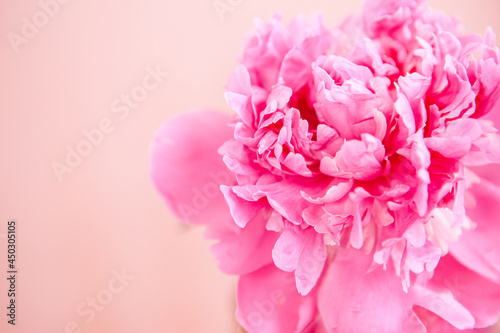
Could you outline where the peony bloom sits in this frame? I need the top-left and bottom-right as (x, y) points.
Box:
(151, 0), (500, 332)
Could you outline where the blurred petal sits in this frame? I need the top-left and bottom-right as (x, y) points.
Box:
(237, 264), (317, 333)
(150, 109), (235, 226)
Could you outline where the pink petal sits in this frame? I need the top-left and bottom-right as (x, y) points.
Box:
(150, 109), (235, 226)
(282, 153), (313, 177)
(266, 85), (292, 109)
(318, 248), (427, 333)
(272, 227), (327, 295)
(150, 110), (277, 275)
(410, 285), (474, 330)
(237, 264), (317, 333)
(350, 206), (365, 249)
(209, 209), (279, 275)
(321, 134), (385, 181)
(449, 176), (500, 283)
(429, 254), (500, 328)
(272, 227), (303, 272)
(413, 307), (492, 333)
(263, 182), (313, 224)
(295, 229), (327, 295)
(225, 65), (255, 127)
(395, 85), (416, 136)
(280, 30), (333, 91)
(301, 179), (353, 204)
(425, 136), (472, 159)
(220, 185), (264, 228)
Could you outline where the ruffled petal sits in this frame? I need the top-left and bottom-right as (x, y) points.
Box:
(272, 227), (327, 295)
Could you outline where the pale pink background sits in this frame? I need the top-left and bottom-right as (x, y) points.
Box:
(0, 0), (499, 332)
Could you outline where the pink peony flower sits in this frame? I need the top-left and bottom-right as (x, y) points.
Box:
(151, 0), (500, 331)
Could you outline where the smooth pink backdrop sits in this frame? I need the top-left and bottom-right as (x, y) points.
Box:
(1, 0), (499, 332)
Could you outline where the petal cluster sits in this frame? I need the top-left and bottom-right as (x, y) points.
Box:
(151, 1), (500, 332)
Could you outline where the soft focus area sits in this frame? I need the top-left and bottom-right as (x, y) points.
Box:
(1, 0), (500, 332)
